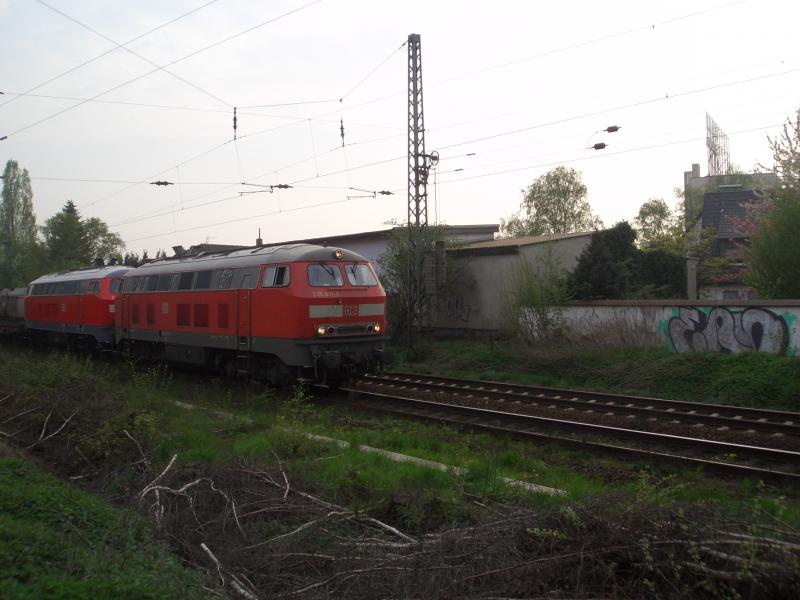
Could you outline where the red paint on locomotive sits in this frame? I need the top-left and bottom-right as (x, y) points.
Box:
(115, 244), (389, 383)
(25, 266), (132, 346)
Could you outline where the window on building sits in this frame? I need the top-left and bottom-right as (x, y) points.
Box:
(344, 263), (377, 286)
(308, 263), (344, 287)
(262, 265), (291, 288)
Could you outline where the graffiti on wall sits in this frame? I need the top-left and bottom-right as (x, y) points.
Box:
(667, 307), (789, 355)
(438, 296), (472, 322)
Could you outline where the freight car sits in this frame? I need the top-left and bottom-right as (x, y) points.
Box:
(0, 287), (27, 334)
(25, 266), (133, 348)
(115, 243), (389, 385)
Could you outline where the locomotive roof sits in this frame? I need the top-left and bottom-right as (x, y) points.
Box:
(30, 266), (133, 285)
(125, 243), (370, 277)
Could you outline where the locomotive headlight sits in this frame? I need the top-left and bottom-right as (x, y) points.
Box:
(334, 249), (344, 259)
(317, 326), (326, 336)
(373, 323), (381, 333)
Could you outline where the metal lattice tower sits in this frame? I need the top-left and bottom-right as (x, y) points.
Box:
(706, 112), (731, 176)
(406, 33), (436, 359)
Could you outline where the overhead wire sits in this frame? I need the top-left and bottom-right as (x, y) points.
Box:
(0, 0), (220, 110)
(436, 122), (785, 186)
(34, 0), (232, 108)
(3, 0), (327, 139)
(124, 196), (376, 245)
(427, 0), (752, 90)
(436, 66), (800, 151)
(121, 120), (780, 246)
(29, 0), (775, 240)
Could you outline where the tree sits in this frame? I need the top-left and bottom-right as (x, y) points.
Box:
(0, 160), (37, 286)
(765, 106), (800, 190)
(378, 223), (468, 349)
(83, 217), (124, 262)
(571, 221), (686, 299)
(571, 222), (637, 299)
(746, 191), (800, 298)
(501, 166), (602, 237)
(634, 198), (672, 248)
(41, 201), (91, 271)
(501, 245), (571, 343)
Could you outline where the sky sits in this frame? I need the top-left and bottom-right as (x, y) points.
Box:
(1, 0), (798, 255)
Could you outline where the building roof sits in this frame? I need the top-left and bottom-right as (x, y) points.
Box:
(173, 224), (500, 257)
(464, 230), (593, 249)
(450, 231), (594, 257)
(701, 190), (762, 238)
(271, 224), (500, 246)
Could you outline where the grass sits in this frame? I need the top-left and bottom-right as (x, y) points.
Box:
(0, 451), (211, 599)
(394, 338), (800, 410)
(1, 342), (799, 595)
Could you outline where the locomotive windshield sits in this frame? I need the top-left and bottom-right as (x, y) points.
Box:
(345, 263), (377, 286)
(308, 263), (344, 287)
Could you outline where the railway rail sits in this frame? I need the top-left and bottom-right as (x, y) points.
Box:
(365, 373), (800, 437)
(325, 373), (800, 485)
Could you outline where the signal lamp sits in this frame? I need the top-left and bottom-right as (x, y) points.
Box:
(373, 324), (381, 333)
(317, 326), (326, 336)
(334, 249), (344, 259)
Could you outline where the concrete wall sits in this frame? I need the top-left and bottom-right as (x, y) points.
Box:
(558, 300), (800, 356)
(433, 236), (591, 332)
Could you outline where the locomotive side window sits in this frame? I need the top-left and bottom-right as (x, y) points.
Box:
(145, 276), (159, 292)
(345, 264), (377, 286)
(194, 271), (213, 290)
(217, 304), (229, 328)
(217, 269), (234, 289)
(76, 280), (89, 294)
(233, 267), (259, 289)
(62, 281), (77, 294)
(262, 266), (291, 288)
(177, 304), (191, 326)
(308, 264), (344, 287)
(87, 280), (101, 294)
(194, 304), (209, 327)
(109, 279), (121, 294)
(178, 272), (195, 290)
(156, 274), (173, 292)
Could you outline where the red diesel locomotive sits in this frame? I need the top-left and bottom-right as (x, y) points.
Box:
(115, 243), (389, 384)
(25, 266), (132, 347)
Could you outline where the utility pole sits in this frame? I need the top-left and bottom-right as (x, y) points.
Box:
(406, 33), (438, 360)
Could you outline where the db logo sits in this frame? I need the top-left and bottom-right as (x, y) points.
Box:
(344, 305), (359, 316)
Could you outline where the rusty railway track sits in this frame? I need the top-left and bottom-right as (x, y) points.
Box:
(323, 377), (800, 485)
(367, 372), (800, 437)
